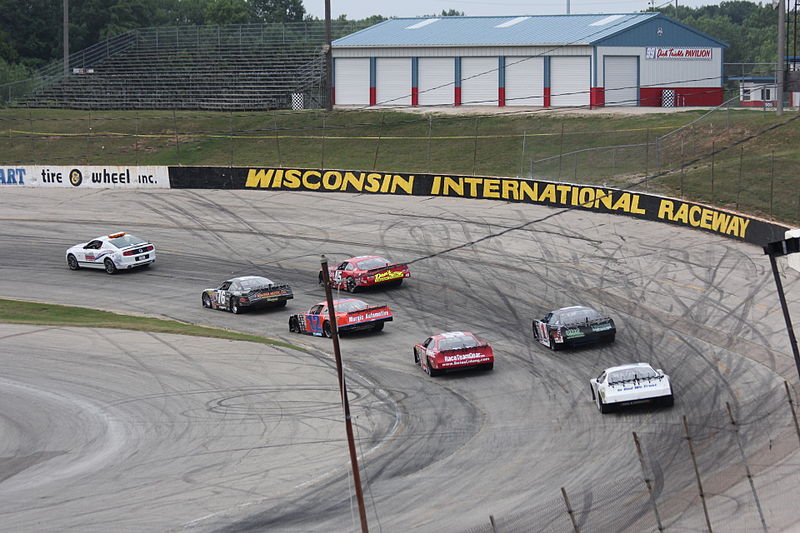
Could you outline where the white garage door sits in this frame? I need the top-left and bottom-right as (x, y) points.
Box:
(461, 57), (498, 106)
(550, 56), (590, 107)
(505, 56), (544, 106)
(376, 58), (411, 106)
(334, 58), (370, 105)
(604, 56), (638, 106)
(418, 58), (454, 106)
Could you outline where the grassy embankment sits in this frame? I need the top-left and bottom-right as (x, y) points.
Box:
(0, 298), (303, 350)
(1, 107), (799, 223)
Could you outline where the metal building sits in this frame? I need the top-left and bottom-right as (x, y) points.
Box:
(331, 13), (727, 108)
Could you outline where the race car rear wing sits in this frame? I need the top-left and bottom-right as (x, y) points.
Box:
(247, 284), (294, 298)
(365, 263), (408, 274)
(438, 344), (491, 355)
(560, 317), (612, 328)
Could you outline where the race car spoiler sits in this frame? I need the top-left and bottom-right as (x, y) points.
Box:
(346, 304), (392, 316)
(366, 263), (408, 274)
(561, 317), (612, 328)
(248, 284), (294, 298)
(438, 344), (491, 355)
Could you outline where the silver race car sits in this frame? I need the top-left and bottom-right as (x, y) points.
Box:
(202, 276), (293, 314)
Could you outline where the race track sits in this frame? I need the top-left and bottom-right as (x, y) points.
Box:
(1, 187), (799, 532)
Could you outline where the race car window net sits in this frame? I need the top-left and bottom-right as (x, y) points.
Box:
(608, 368), (659, 384)
(334, 300), (369, 313)
(355, 258), (390, 270)
(239, 277), (273, 289)
(109, 234), (146, 248)
(438, 336), (480, 351)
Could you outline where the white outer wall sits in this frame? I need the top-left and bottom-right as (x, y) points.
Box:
(505, 56), (544, 106)
(334, 58), (369, 105)
(376, 58), (411, 106)
(418, 57), (454, 105)
(595, 46), (722, 87)
(550, 56), (590, 106)
(604, 56), (638, 106)
(461, 57), (498, 106)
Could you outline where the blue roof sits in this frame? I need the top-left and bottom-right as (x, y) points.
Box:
(333, 14), (664, 47)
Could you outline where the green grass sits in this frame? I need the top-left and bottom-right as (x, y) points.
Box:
(2, 107), (799, 224)
(0, 298), (304, 351)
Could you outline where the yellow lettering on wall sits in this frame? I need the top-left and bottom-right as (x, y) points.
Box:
(283, 169), (301, 188)
(464, 177), (482, 197)
(245, 168), (274, 188)
(365, 173), (382, 192)
(431, 176), (442, 195)
(595, 190), (613, 210)
(483, 179), (500, 198)
(611, 193), (633, 212)
(519, 181), (538, 201)
(303, 170), (321, 190)
(502, 179), (519, 200)
(658, 199), (675, 220)
(343, 171), (364, 191)
(578, 187), (595, 207)
(629, 195), (645, 214)
(712, 211), (731, 232)
(323, 171), (342, 190)
(540, 184), (556, 203)
(673, 203), (689, 223)
(392, 175), (414, 194)
(700, 208), (713, 229)
(688, 205), (702, 227)
(443, 177), (464, 196)
(557, 185), (571, 204)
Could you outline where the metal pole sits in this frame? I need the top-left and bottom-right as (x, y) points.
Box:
(632, 432), (665, 531)
(324, 0), (333, 111)
(683, 416), (713, 532)
(778, 0), (786, 115)
(472, 116), (479, 176)
(725, 402), (768, 533)
(560, 487), (580, 533)
(767, 253), (800, 382)
(519, 130), (527, 178)
(63, 0), (69, 77)
(320, 256), (370, 533)
(785, 381), (800, 446)
(711, 141), (715, 200)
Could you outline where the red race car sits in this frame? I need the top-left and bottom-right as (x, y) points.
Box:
(320, 255), (410, 292)
(413, 331), (494, 376)
(289, 298), (393, 337)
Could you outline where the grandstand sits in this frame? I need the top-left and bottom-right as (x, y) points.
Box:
(15, 22), (366, 111)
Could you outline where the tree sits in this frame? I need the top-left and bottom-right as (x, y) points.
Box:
(204, 0), (253, 25)
(250, 0), (305, 23)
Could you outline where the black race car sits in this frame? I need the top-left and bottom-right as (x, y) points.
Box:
(202, 275), (293, 314)
(532, 306), (615, 350)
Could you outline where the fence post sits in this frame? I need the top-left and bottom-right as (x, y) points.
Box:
(173, 108), (181, 163)
(320, 115), (326, 169)
(228, 109), (234, 167)
(680, 137), (685, 198)
(519, 130), (527, 177)
(560, 486), (580, 533)
(770, 150), (775, 217)
(558, 122), (564, 179)
(785, 381), (800, 447)
(472, 116), (479, 176)
(427, 114), (433, 173)
(683, 416), (713, 532)
(725, 402), (768, 533)
(737, 147), (743, 209)
(489, 514), (499, 533)
(711, 141), (715, 200)
(632, 432), (665, 531)
(273, 111), (282, 167)
(372, 112), (385, 171)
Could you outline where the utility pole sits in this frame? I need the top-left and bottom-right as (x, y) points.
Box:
(324, 0), (333, 111)
(320, 255), (370, 532)
(566, 0), (570, 15)
(63, 0), (69, 77)
(777, 0), (786, 115)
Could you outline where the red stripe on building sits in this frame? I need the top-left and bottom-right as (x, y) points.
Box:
(498, 87), (506, 107)
(543, 87), (551, 108)
(455, 87), (462, 106)
(590, 87), (605, 109)
(411, 87), (419, 106)
(369, 87), (376, 106)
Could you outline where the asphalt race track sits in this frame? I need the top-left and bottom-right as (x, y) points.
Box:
(1, 187), (800, 533)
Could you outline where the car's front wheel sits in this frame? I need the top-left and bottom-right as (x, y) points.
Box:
(67, 254), (79, 270)
(289, 316), (299, 332)
(322, 321), (332, 338)
(104, 258), (117, 274)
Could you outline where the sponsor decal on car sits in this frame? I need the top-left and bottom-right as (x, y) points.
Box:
(347, 310), (389, 323)
(374, 270), (404, 282)
(443, 352), (485, 362)
(591, 323), (613, 332)
(564, 328), (584, 338)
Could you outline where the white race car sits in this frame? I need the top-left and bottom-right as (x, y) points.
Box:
(66, 232), (156, 274)
(589, 363), (673, 414)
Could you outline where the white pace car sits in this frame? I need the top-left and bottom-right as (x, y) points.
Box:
(66, 232), (156, 274)
(589, 363), (673, 414)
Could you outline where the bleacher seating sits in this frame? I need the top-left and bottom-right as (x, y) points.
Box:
(21, 41), (326, 110)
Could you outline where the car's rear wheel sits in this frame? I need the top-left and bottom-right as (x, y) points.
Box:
(606, 332), (616, 343)
(67, 254), (79, 270)
(289, 316), (299, 332)
(425, 358), (439, 377)
(391, 278), (403, 288)
(274, 300), (288, 308)
(346, 278), (357, 293)
(104, 258), (117, 275)
(597, 394), (612, 414)
(372, 321), (384, 332)
(202, 294), (213, 309)
(483, 362), (494, 371)
(322, 321), (332, 338)
(230, 298), (241, 314)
